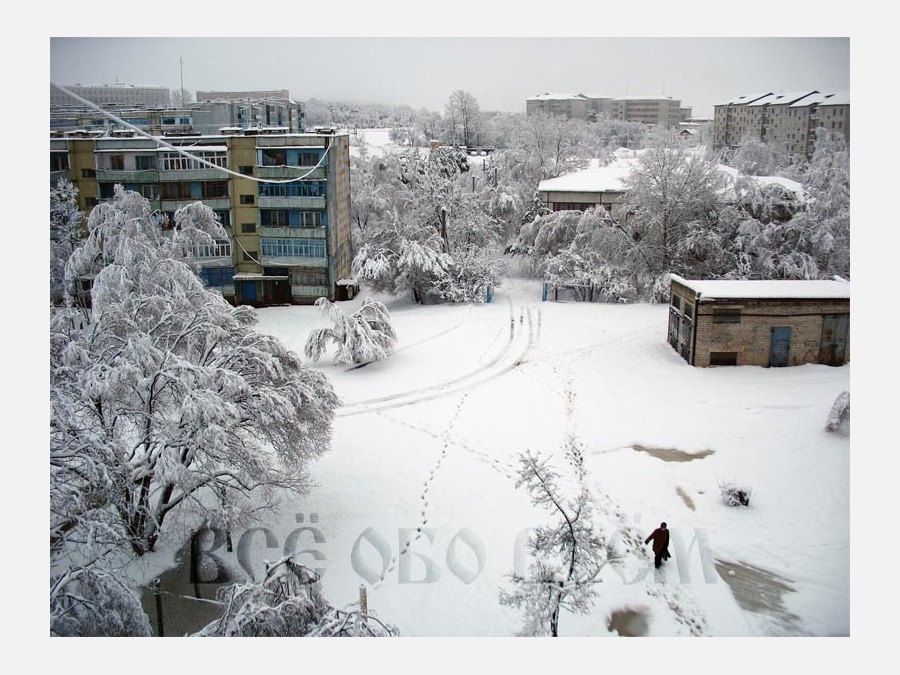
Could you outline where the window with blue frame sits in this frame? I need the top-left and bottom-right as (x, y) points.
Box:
(260, 210), (327, 228)
(199, 266), (234, 287)
(258, 181), (326, 198)
(261, 238), (326, 258)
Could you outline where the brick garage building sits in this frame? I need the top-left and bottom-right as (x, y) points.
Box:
(667, 274), (850, 367)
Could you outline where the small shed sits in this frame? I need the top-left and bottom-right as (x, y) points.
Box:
(668, 274), (850, 367)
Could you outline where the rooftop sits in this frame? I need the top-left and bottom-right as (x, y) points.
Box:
(670, 274), (850, 300)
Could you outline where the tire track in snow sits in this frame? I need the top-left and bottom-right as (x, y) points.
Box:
(337, 300), (539, 417)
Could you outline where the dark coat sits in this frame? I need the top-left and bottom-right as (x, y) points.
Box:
(645, 527), (670, 554)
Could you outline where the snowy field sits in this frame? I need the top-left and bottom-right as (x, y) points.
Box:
(240, 274), (850, 638)
(114, 130), (854, 658)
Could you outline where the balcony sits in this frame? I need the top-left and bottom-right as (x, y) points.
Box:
(255, 165), (326, 180)
(261, 254), (327, 267)
(158, 168), (229, 181)
(161, 198), (230, 211)
(259, 226), (326, 238)
(258, 195), (326, 210)
(96, 168), (160, 182)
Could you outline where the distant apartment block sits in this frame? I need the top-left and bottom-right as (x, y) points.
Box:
(51, 98), (305, 136)
(526, 93), (690, 128)
(50, 127), (354, 307)
(51, 83), (171, 108)
(713, 90), (849, 159)
(196, 89), (292, 101)
(525, 93), (588, 120)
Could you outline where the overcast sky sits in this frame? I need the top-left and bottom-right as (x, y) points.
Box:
(50, 36), (849, 119)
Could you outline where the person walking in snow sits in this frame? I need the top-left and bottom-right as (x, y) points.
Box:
(645, 522), (670, 569)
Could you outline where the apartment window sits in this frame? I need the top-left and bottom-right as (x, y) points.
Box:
(50, 153), (69, 172)
(161, 182), (192, 200)
(193, 240), (232, 259)
(135, 155), (157, 170)
(259, 181), (325, 198)
(240, 194), (255, 205)
(671, 296), (681, 311)
(262, 210), (290, 227)
(298, 151), (320, 167)
(213, 210), (231, 227)
(85, 197), (99, 207)
(241, 223), (257, 233)
(262, 149), (286, 166)
(139, 184), (160, 200)
(239, 165), (254, 175)
(242, 250), (259, 262)
(108, 154), (125, 170)
(199, 266), (234, 288)
(713, 308), (742, 323)
(299, 211), (324, 227)
(291, 268), (329, 286)
(260, 237), (326, 258)
(82, 168), (96, 178)
(202, 181), (228, 200)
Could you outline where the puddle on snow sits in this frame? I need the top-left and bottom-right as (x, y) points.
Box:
(715, 559), (804, 635)
(632, 444), (715, 462)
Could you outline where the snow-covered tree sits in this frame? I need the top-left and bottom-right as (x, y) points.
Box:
(193, 557), (398, 637)
(444, 89), (481, 148)
(50, 566), (151, 637)
(305, 296), (398, 365)
(51, 186), (339, 559)
(50, 178), (84, 305)
(499, 451), (607, 637)
(621, 132), (727, 281)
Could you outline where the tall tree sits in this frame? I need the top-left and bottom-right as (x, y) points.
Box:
(621, 131), (726, 291)
(51, 186), (339, 558)
(444, 90), (481, 148)
(50, 178), (83, 306)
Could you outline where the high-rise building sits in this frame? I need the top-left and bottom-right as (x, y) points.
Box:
(50, 127), (355, 306)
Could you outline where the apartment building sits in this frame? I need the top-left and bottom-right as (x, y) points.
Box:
(526, 93), (689, 128)
(50, 128), (354, 307)
(713, 90), (849, 159)
(50, 83), (171, 108)
(525, 93), (588, 120)
(51, 98), (304, 136)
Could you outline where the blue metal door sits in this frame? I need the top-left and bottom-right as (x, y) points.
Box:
(769, 326), (791, 367)
(241, 281), (257, 302)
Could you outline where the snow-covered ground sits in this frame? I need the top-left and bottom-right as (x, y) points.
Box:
(239, 274), (850, 639)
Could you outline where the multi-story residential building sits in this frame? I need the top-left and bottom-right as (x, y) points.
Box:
(50, 83), (171, 108)
(525, 93), (588, 120)
(50, 127), (355, 307)
(609, 96), (687, 128)
(526, 93), (688, 128)
(51, 98), (304, 136)
(196, 89), (291, 101)
(713, 90), (849, 159)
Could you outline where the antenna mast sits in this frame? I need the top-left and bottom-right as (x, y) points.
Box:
(180, 55), (184, 106)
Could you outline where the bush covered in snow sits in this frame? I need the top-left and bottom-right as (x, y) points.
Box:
(825, 391), (850, 434)
(305, 296), (397, 365)
(718, 479), (752, 507)
(193, 557), (398, 637)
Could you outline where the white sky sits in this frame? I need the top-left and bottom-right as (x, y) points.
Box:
(46, 6), (855, 119)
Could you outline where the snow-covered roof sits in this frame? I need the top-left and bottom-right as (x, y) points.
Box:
(716, 93), (773, 106)
(715, 165), (805, 199)
(756, 91), (820, 107)
(612, 95), (673, 101)
(816, 91), (850, 106)
(538, 164), (634, 193)
(527, 93), (585, 101)
(670, 273), (850, 300)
